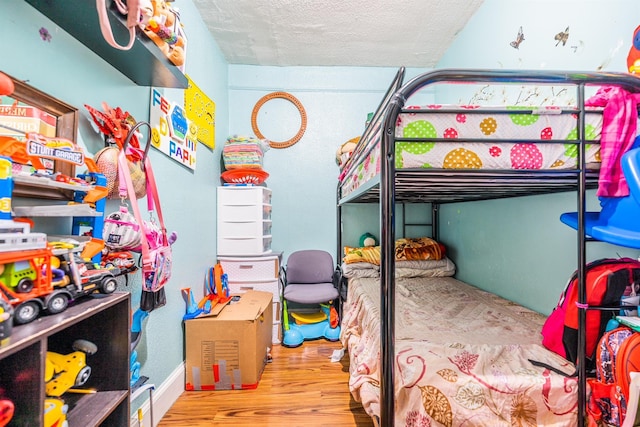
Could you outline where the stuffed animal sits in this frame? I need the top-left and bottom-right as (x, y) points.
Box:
(143, 0), (186, 67)
(359, 232), (378, 247)
(336, 137), (359, 167)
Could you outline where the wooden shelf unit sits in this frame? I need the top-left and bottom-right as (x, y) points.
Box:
(0, 292), (131, 426)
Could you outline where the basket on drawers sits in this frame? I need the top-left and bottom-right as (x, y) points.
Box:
(222, 136), (269, 170)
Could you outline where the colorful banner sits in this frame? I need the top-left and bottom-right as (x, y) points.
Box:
(149, 88), (197, 170)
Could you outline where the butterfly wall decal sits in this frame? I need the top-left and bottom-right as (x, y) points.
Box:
(510, 26), (525, 49)
(555, 26), (569, 47)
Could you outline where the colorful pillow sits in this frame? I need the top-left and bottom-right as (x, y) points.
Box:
(343, 237), (444, 264)
(343, 245), (381, 265)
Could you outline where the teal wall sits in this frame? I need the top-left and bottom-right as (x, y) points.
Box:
(435, 0), (640, 314)
(5, 0), (640, 418)
(227, 66), (435, 259)
(1, 0), (228, 413)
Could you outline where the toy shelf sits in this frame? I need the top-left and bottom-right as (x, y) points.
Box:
(0, 292), (131, 426)
(13, 174), (97, 192)
(23, 0), (188, 88)
(13, 204), (102, 217)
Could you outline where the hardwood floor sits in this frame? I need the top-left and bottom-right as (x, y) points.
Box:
(158, 339), (373, 427)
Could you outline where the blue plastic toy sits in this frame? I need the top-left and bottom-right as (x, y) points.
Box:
(283, 304), (340, 347)
(561, 146), (640, 249)
(181, 288), (212, 320)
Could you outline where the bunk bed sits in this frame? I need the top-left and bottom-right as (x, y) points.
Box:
(336, 68), (640, 427)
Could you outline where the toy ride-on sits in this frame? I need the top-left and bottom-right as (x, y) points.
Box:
(45, 339), (97, 397)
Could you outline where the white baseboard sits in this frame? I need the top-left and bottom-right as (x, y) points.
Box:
(130, 362), (185, 427)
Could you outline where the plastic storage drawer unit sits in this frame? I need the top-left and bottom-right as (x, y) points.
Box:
(217, 186), (273, 256)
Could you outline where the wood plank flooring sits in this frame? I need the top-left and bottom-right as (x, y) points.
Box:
(158, 339), (373, 427)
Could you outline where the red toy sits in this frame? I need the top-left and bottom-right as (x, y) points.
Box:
(0, 398), (14, 427)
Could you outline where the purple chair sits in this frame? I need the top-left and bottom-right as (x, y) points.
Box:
(282, 250), (340, 347)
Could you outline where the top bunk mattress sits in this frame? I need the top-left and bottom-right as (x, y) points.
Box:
(339, 105), (603, 199)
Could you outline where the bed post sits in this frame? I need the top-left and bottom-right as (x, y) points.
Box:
(576, 82), (588, 427)
(380, 93), (404, 427)
(432, 203), (439, 242)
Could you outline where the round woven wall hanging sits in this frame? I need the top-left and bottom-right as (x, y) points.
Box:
(251, 91), (307, 149)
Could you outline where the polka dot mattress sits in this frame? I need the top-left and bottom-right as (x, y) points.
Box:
(340, 104), (603, 198)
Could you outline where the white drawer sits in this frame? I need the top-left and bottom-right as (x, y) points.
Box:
(228, 279), (280, 298)
(218, 236), (272, 256)
(218, 220), (272, 238)
(218, 186), (272, 205)
(218, 256), (280, 280)
(218, 204), (272, 221)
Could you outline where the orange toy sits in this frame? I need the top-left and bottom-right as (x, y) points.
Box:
(627, 25), (640, 73)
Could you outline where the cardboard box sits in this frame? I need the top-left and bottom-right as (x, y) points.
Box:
(185, 290), (273, 390)
(0, 104), (56, 138)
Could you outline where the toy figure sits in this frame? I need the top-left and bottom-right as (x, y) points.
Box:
(143, 0), (186, 67)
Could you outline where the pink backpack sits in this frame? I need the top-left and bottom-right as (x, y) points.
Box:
(118, 122), (176, 311)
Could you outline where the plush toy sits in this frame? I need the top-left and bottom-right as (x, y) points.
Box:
(627, 25), (640, 74)
(359, 232), (378, 247)
(336, 137), (359, 167)
(143, 0), (186, 67)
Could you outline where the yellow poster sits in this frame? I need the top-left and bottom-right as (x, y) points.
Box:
(184, 75), (216, 150)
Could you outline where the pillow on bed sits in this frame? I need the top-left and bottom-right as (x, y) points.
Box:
(344, 261), (379, 270)
(343, 245), (382, 264)
(394, 237), (444, 262)
(341, 262), (379, 279)
(396, 257), (456, 278)
(342, 258), (456, 278)
(342, 269), (380, 279)
(343, 237), (445, 265)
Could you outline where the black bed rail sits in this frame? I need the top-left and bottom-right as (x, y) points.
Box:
(373, 68), (640, 427)
(340, 67), (406, 184)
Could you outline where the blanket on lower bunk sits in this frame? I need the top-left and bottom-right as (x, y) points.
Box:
(341, 273), (578, 427)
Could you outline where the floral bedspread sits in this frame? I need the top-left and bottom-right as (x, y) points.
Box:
(340, 276), (579, 426)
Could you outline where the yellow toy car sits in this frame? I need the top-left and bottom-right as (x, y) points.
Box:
(45, 339), (97, 397)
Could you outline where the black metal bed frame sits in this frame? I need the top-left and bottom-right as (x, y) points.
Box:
(336, 67), (640, 427)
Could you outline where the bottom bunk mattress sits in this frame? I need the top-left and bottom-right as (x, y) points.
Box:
(340, 275), (578, 427)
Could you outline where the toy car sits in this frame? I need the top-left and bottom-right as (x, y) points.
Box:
(101, 251), (136, 271)
(45, 339), (97, 397)
(0, 259), (37, 293)
(57, 253), (119, 295)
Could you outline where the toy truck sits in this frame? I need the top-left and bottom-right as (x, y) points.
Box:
(0, 247), (118, 325)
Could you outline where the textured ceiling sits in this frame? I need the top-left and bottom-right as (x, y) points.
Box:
(192, 0), (484, 67)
